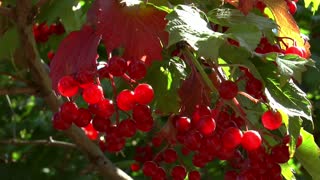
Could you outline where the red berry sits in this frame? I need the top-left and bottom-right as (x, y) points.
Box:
(82, 123), (98, 140)
(128, 60), (147, 80)
(74, 108), (92, 127)
(134, 83), (154, 105)
(241, 130), (262, 151)
(175, 116), (191, 133)
(59, 102), (79, 123)
(52, 112), (72, 130)
(136, 118), (154, 132)
(192, 105), (211, 126)
(92, 116), (110, 132)
(116, 90), (136, 111)
(57, 75), (79, 97)
(261, 110), (282, 130)
(184, 131), (202, 151)
(75, 70), (95, 88)
(222, 127), (243, 149)
(285, 46), (306, 58)
(188, 170), (201, 180)
(47, 51), (55, 60)
(224, 171), (238, 180)
(197, 116), (216, 136)
(107, 56), (127, 76)
(118, 119), (137, 138)
(132, 104), (152, 122)
(142, 161), (157, 177)
(163, 148), (178, 163)
(271, 144), (290, 163)
(296, 135), (303, 148)
(152, 136), (163, 147)
(219, 80), (238, 100)
(89, 99), (115, 118)
(82, 84), (104, 104)
(245, 78), (263, 98)
(171, 165), (187, 180)
(130, 162), (140, 172)
(287, 0), (297, 15)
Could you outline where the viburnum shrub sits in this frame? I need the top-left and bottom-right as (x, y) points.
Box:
(48, 0), (320, 179)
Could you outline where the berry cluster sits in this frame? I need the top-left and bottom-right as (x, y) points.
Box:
(53, 56), (155, 153)
(33, 22), (65, 43)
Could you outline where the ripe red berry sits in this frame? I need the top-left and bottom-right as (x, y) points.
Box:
(57, 75), (79, 97)
(175, 116), (191, 133)
(261, 110), (282, 130)
(52, 112), (72, 130)
(197, 116), (216, 136)
(130, 162), (140, 172)
(59, 102), (79, 123)
(287, 0), (297, 15)
(142, 161), (157, 177)
(188, 170), (201, 180)
(132, 104), (152, 122)
(218, 80), (238, 100)
(128, 60), (147, 80)
(271, 144), (290, 163)
(107, 56), (127, 76)
(118, 119), (137, 138)
(73, 108), (92, 127)
(82, 84), (104, 104)
(241, 130), (262, 151)
(245, 77), (263, 98)
(136, 118), (154, 132)
(134, 83), (154, 105)
(75, 70), (95, 88)
(89, 99), (115, 118)
(92, 116), (110, 132)
(171, 165), (187, 180)
(222, 127), (243, 149)
(192, 105), (211, 126)
(116, 90), (136, 111)
(82, 123), (98, 140)
(285, 46), (306, 58)
(163, 148), (178, 163)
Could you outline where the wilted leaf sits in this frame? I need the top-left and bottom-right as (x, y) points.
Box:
(49, 26), (101, 92)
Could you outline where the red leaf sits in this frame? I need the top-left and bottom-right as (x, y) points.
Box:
(49, 26), (101, 92)
(87, 0), (168, 65)
(178, 69), (211, 116)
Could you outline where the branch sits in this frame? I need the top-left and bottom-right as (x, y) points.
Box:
(0, 6), (13, 17)
(0, 87), (38, 95)
(0, 137), (77, 149)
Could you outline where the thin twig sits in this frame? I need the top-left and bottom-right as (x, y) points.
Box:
(0, 137), (77, 149)
(0, 87), (38, 95)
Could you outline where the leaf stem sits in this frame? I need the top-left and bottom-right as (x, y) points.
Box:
(182, 49), (217, 92)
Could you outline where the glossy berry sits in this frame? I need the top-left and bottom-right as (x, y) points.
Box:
(52, 112), (72, 130)
(73, 108), (92, 127)
(118, 119), (137, 138)
(287, 0), (297, 15)
(128, 60), (147, 80)
(142, 161), (157, 177)
(283, 134), (303, 148)
(219, 80), (238, 100)
(134, 83), (154, 105)
(171, 165), (187, 180)
(57, 75), (79, 97)
(82, 84), (104, 104)
(261, 110), (282, 130)
(245, 77), (263, 97)
(92, 116), (110, 132)
(175, 116), (191, 132)
(188, 170), (201, 180)
(116, 90), (136, 111)
(130, 163), (140, 172)
(82, 123), (98, 140)
(285, 46), (306, 58)
(163, 148), (178, 163)
(191, 105), (211, 126)
(59, 102), (79, 123)
(132, 104), (152, 122)
(89, 99), (115, 118)
(222, 127), (243, 149)
(241, 130), (262, 151)
(107, 56), (127, 76)
(136, 118), (154, 132)
(197, 116), (216, 136)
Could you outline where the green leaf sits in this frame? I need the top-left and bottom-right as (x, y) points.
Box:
(295, 129), (320, 180)
(207, 8), (277, 40)
(144, 57), (187, 114)
(0, 27), (19, 59)
(226, 24), (262, 51)
(264, 79), (313, 123)
(273, 54), (315, 83)
(166, 5), (225, 59)
(281, 163), (296, 180)
(304, 0), (320, 14)
(288, 117), (302, 156)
